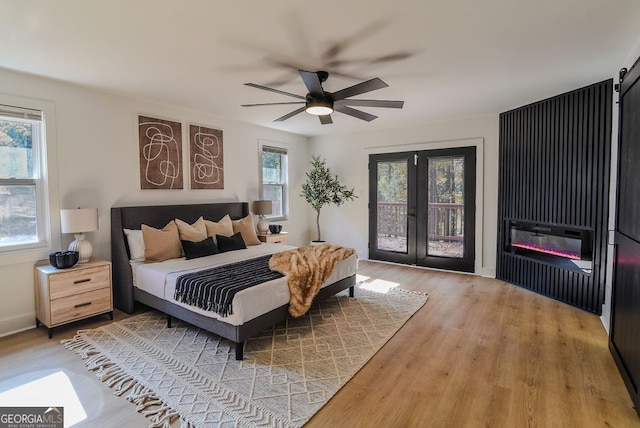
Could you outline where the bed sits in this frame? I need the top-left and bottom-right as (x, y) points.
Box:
(111, 202), (357, 360)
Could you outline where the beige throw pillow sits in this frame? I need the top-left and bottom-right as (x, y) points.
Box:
(232, 214), (261, 246)
(175, 216), (207, 242)
(204, 214), (234, 244)
(142, 220), (182, 262)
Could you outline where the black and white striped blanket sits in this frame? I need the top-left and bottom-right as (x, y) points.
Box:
(173, 255), (284, 316)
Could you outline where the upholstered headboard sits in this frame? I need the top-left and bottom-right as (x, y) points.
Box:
(111, 202), (249, 313)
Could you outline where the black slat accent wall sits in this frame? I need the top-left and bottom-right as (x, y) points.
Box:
(497, 80), (613, 314)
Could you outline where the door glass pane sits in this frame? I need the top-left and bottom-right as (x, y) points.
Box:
(427, 156), (464, 258)
(376, 160), (408, 253)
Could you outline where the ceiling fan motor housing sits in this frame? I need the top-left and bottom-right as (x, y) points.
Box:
(316, 70), (329, 82)
(306, 93), (334, 114)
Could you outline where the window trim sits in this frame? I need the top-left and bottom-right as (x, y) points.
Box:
(0, 95), (60, 266)
(0, 113), (45, 250)
(259, 141), (289, 221)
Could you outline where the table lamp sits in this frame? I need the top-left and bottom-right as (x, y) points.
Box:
(252, 200), (272, 234)
(60, 208), (99, 263)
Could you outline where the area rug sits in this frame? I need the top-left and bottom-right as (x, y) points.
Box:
(62, 285), (427, 428)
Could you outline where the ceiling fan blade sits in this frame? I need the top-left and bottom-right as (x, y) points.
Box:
(334, 105), (378, 122)
(244, 83), (306, 100)
(264, 57), (305, 70)
(331, 78), (388, 101)
(328, 52), (413, 68)
(265, 71), (301, 86)
(299, 70), (324, 96)
(320, 20), (386, 62)
(335, 99), (404, 109)
(242, 102), (305, 107)
(319, 115), (333, 125)
(274, 107), (306, 122)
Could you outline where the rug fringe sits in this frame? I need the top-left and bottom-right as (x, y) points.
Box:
(61, 334), (179, 428)
(355, 281), (428, 298)
(391, 286), (429, 297)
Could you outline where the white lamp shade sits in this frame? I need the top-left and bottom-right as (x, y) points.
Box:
(60, 208), (99, 234)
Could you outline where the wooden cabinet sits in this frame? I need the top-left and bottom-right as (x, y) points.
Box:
(257, 231), (289, 245)
(35, 258), (113, 338)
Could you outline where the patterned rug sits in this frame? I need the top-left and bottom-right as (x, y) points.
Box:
(62, 285), (427, 427)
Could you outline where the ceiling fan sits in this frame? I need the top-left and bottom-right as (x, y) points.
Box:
(241, 70), (404, 124)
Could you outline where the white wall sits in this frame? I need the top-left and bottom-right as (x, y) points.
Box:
(0, 67), (310, 336)
(309, 115), (499, 277)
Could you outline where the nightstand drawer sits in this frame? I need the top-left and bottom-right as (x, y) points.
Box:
(49, 266), (110, 300)
(258, 232), (289, 245)
(267, 235), (288, 244)
(50, 288), (112, 325)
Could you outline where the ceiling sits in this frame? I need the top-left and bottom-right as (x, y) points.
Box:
(2, 1), (640, 137)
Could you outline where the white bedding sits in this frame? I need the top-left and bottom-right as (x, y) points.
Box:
(131, 243), (357, 326)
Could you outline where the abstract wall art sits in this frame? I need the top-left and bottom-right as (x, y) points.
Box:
(189, 124), (224, 189)
(138, 115), (183, 189)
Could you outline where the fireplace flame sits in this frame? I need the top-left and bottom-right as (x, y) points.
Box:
(512, 243), (581, 260)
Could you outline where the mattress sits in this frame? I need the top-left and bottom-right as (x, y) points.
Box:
(132, 243), (357, 326)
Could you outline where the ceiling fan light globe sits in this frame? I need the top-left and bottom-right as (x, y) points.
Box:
(306, 105), (334, 115)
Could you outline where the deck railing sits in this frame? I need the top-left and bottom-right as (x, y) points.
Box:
(377, 202), (464, 241)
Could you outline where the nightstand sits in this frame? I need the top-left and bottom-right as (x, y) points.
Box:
(257, 231), (289, 245)
(34, 258), (113, 338)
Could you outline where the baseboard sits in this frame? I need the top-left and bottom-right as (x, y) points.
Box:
(0, 313), (36, 338)
(481, 267), (496, 278)
(600, 309), (611, 335)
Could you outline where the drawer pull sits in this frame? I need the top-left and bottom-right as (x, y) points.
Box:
(74, 278), (91, 285)
(74, 302), (92, 308)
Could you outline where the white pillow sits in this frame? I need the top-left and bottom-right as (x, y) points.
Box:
(124, 228), (145, 261)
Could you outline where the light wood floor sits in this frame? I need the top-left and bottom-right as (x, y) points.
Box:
(1, 260), (638, 427)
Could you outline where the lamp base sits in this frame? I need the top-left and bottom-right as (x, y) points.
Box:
(257, 217), (269, 234)
(68, 233), (93, 263)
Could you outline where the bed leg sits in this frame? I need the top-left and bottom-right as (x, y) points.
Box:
(166, 314), (172, 328)
(235, 341), (244, 360)
(349, 286), (355, 298)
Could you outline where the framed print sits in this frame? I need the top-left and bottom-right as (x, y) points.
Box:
(138, 115), (183, 189)
(189, 124), (224, 189)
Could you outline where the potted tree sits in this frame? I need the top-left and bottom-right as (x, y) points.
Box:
(301, 155), (357, 243)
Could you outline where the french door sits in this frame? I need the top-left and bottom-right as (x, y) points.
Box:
(368, 147), (476, 272)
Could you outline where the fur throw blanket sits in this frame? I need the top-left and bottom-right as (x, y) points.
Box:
(269, 243), (357, 317)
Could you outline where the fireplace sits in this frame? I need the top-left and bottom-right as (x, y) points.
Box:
(497, 80), (611, 313)
(506, 220), (593, 273)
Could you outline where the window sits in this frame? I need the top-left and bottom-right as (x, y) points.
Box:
(0, 105), (46, 252)
(261, 145), (288, 219)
